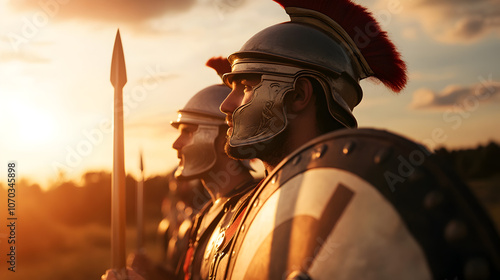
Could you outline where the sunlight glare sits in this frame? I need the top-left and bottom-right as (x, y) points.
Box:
(7, 100), (57, 146)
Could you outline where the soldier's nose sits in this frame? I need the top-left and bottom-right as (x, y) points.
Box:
(220, 91), (238, 115)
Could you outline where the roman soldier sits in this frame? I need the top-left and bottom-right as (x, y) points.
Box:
(172, 57), (260, 280)
(217, 1), (500, 279)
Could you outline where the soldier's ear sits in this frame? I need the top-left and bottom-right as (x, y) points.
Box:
(288, 77), (313, 113)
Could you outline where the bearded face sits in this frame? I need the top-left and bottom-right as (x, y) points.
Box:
(224, 124), (290, 169)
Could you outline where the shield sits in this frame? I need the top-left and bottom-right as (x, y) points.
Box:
(224, 128), (500, 280)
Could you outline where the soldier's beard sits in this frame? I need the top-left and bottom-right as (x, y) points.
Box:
(225, 127), (290, 168)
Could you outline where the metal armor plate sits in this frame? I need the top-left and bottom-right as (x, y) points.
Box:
(225, 128), (500, 280)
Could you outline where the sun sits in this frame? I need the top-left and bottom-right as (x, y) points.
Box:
(4, 99), (57, 147)
(19, 107), (56, 144)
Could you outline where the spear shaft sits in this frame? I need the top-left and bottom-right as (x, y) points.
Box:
(137, 150), (144, 251)
(110, 29), (127, 277)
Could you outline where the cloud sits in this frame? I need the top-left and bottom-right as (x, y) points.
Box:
(8, 0), (196, 24)
(409, 71), (456, 82)
(401, 0), (500, 43)
(0, 50), (49, 63)
(136, 72), (177, 85)
(410, 80), (500, 110)
(125, 111), (175, 137)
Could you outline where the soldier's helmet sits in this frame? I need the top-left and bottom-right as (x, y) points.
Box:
(171, 57), (232, 179)
(223, 0), (407, 148)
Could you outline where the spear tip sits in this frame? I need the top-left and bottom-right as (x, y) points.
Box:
(111, 29), (127, 88)
(139, 149), (144, 173)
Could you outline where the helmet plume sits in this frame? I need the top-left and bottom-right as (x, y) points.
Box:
(273, 0), (407, 92)
(206, 56), (232, 80)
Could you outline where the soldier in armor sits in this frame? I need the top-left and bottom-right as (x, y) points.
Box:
(102, 57), (260, 280)
(171, 57), (260, 280)
(155, 170), (205, 276)
(214, 0), (500, 279)
(124, 171), (204, 280)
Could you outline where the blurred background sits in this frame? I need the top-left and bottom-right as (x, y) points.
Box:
(0, 0), (499, 279)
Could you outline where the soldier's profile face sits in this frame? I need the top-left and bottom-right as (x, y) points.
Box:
(172, 123), (198, 161)
(221, 74), (262, 115)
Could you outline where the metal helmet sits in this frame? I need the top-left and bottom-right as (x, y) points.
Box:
(171, 57), (231, 179)
(223, 0), (407, 148)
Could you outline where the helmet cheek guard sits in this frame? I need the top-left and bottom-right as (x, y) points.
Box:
(229, 75), (294, 147)
(175, 124), (220, 180)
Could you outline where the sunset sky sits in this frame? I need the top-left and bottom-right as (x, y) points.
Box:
(1, 0), (499, 190)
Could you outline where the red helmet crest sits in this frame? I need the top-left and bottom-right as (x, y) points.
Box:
(206, 56), (232, 80)
(274, 0), (407, 92)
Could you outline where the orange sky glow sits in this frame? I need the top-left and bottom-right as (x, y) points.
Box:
(1, 0), (499, 190)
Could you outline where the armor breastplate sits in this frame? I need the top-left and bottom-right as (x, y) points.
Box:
(183, 198), (226, 280)
(223, 128), (500, 279)
(165, 219), (192, 273)
(201, 189), (256, 280)
(182, 179), (260, 280)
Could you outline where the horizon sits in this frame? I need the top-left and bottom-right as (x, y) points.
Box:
(2, 139), (499, 192)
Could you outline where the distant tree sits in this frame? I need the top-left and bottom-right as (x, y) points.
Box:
(40, 170), (173, 227)
(434, 141), (500, 180)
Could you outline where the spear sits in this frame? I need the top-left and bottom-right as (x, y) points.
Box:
(110, 29), (127, 279)
(137, 150), (145, 252)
